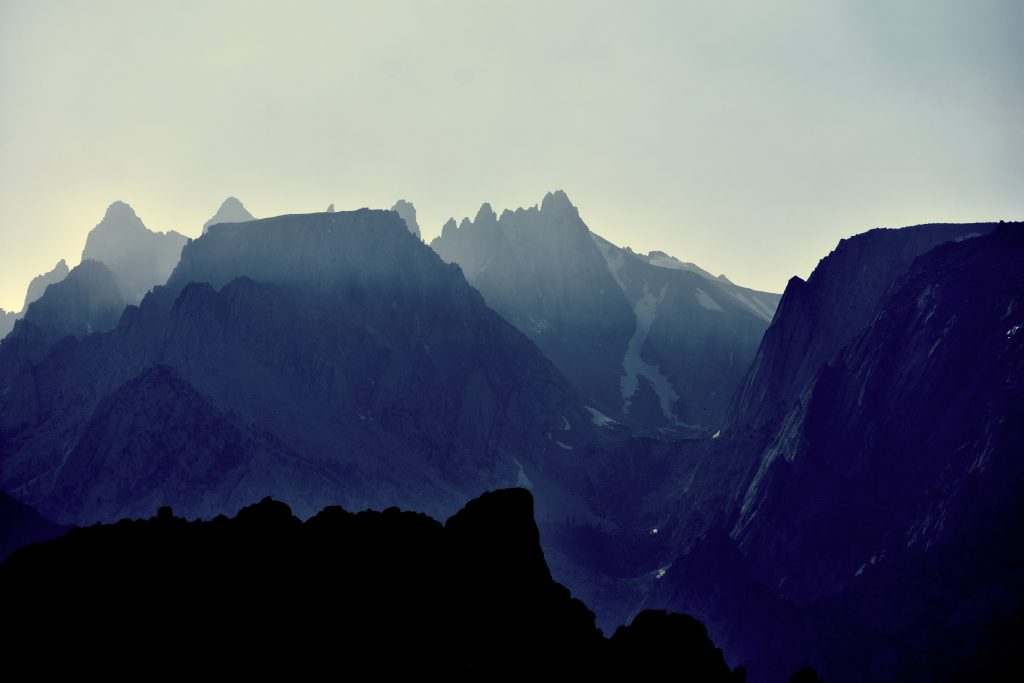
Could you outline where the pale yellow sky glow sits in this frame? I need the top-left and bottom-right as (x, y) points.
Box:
(1, 0), (1021, 311)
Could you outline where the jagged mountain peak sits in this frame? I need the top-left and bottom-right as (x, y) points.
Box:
(97, 200), (146, 230)
(390, 199), (421, 238)
(3, 259), (126, 363)
(474, 202), (498, 224)
(21, 259), (71, 313)
(81, 201), (188, 305)
(202, 196), (255, 234)
(540, 189), (576, 215)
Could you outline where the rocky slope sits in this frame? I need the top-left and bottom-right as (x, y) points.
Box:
(431, 191), (780, 433)
(647, 222), (1023, 682)
(0, 209), (598, 527)
(0, 259), (71, 340)
(0, 309), (14, 341)
(21, 258), (70, 312)
(0, 259), (125, 375)
(726, 222), (996, 432)
(391, 198), (421, 238)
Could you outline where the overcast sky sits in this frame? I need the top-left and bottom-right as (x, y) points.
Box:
(1, 0), (1021, 311)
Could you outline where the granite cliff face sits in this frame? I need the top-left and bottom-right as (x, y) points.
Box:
(648, 223), (1023, 682)
(81, 201), (188, 304)
(431, 191), (779, 433)
(726, 222), (996, 433)
(0, 209), (596, 526)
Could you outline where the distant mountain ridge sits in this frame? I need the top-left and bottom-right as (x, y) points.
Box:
(0, 259), (71, 340)
(202, 196), (255, 234)
(81, 201), (188, 304)
(0, 208), (600, 527)
(431, 190), (780, 432)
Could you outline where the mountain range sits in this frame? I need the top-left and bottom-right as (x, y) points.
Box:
(0, 191), (1019, 681)
(431, 191), (780, 433)
(0, 208), (604, 526)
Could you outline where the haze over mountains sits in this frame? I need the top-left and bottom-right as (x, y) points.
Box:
(0, 259), (70, 339)
(432, 191), (780, 433)
(0, 191), (1020, 682)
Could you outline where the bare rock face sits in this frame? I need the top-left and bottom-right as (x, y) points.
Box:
(0, 209), (594, 528)
(391, 199), (420, 238)
(431, 190), (780, 434)
(650, 222), (1023, 683)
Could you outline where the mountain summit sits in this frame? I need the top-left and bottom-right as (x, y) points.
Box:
(202, 196), (255, 234)
(391, 199), (421, 238)
(430, 191), (780, 432)
(81, 201), (188, 304)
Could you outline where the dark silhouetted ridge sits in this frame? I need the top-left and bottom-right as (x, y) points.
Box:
(2, 488), (745, 679)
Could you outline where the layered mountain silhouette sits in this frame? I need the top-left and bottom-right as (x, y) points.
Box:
(201, 195), (255, 234)
(0, 259), (125, 369)
(1, 488), (748, 679)
(644, 222), (1023, 681)
(81, 201), (188, 304)
(431, 191), (780, 433)
(1, 190), (1020, 682)
(0, 259), (71, 339)
(0, 209), (601, 527)
(21, 258), (70, 312)
(0, 309), (14, 340)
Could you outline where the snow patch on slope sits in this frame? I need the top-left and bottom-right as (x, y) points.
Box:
(514, 459), (533, 489)
(621, 283), (681, 424)
(585, 406), (616, 427)
(591, 234), (626, 288)
(695, 288), (723, 311)
(592, 233), (682, 425)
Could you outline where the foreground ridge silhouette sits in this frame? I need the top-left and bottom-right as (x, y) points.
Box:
(1, 488), (760, 679)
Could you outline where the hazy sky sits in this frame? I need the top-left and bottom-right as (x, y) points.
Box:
(1, 0), (1021, 311)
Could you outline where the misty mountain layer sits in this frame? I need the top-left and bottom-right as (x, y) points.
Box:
(81, 201), (188, 304)
(0, 259), (71, 340)
(431, 191), (780, 432)
(0, 209), (600, 526)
